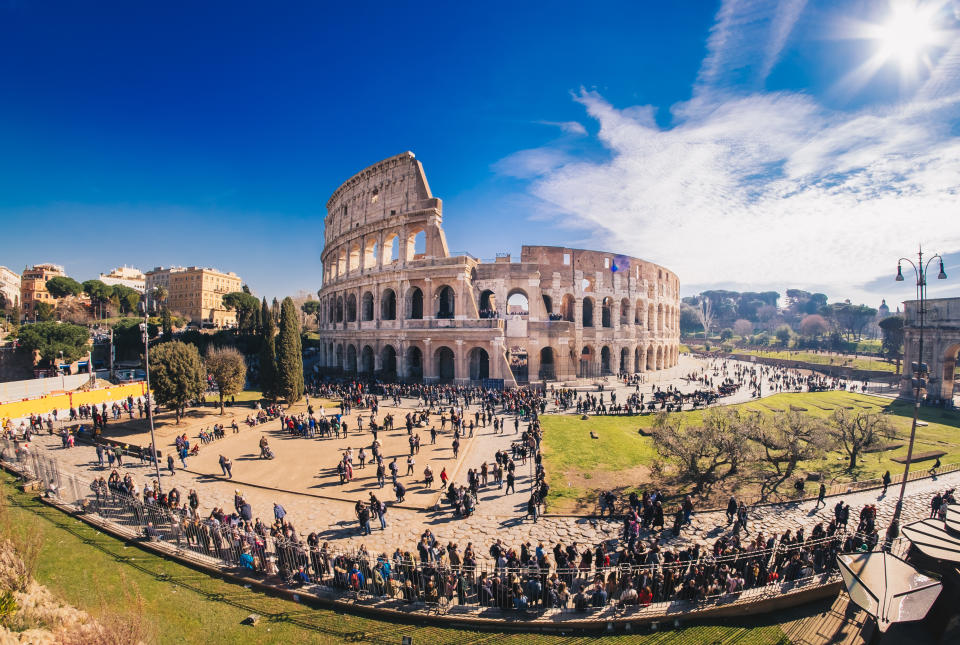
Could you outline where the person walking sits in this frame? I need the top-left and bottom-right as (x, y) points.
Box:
(505, 471), (515, 494)
(736, 501), (748, 534)
(389, 458), (399, 484)
(358, 502), (371, 536)
(815, 482), (827, 509)
(882, 471), (891, 495)
(219, 455), (233, 479)
(929, 457), (941, 477)
(167, 453), (175, 475)
(726, 496), (737, 523)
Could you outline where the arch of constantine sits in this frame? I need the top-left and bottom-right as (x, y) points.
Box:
(901, 296), (960, 403)
(315, 152), (681, 387)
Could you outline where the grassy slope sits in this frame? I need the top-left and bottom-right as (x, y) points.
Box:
(0, 472), (789, 645)
(731, 349), (897, 373)
(541, 391), (960, 511)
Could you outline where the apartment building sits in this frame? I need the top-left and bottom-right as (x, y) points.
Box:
(144, 266), (242, 327)
(99, 266), (146, 292)
(20, 263), (65, 319)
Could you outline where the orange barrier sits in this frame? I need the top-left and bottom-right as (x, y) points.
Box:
(0, 382), (148, 422)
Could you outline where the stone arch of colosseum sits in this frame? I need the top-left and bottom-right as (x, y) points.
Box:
(315, 152), (681, 386)
(901, 298), (960, 403)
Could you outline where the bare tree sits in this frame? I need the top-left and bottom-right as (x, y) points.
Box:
(829, 408), (895, 471)
(696, 296), (714, 337)
(651, 408), (751, 491)
(749, 410), (832, 478)
(733, 319), (753, 338)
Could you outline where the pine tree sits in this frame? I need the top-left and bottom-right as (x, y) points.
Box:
(276, 296), (304, 403)
(258, 298), (278, 400)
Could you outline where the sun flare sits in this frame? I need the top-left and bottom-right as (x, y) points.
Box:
(867, 0), (945, 75)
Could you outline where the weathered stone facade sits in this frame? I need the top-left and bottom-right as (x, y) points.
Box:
(315, 152), (681, 386)
(901, 297), (960, 402)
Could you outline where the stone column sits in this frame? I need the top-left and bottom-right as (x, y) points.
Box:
(455, 339), (466, 382)
(423, 338), (435, 380)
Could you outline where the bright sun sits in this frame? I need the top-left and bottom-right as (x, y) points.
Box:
(869, 0), (944, 72)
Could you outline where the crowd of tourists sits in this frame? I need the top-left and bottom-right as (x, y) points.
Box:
(66, 454), (942, 615)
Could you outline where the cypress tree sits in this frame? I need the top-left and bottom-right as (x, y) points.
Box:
(271, 297), (280, 323)
(161, 307), (173, 339)
(276, 296), (304, 403)
(251, 302), (262, 337)
(258, 298), (278, 400)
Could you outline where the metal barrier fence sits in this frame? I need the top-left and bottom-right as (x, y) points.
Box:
(0, 443), (902, 617)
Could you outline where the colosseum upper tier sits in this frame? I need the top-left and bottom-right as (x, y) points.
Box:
(315, 152), (681, 387)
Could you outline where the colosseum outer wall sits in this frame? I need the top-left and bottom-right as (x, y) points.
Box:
(315, 152), (681, 387)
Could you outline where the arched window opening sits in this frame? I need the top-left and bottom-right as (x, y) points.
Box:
(405, 346), (423, 380)
(406, 229), (426, 261)
(507, 290), (529, 316)
(468, 347), (490, 381)
(539, 347), (556, 381)
(435, 346), (455, 382)
(361, 345), (375, 373)
(543, 294), (555, 319)
(579, 346), (594, 378)
(345, 345), (357, 372)
(361, 292), (374, 321)
(346, 293), (357, 322)
(436, 286), (456, 319)
(582, 297), (594, 327)
(561, 294), (575, 322)
(406, 287), (424, 320)
(601, 297), (613, 328)
(383, 234), (399, 264)
(364, 239), (379, 268)
(479, 290), (497, 318)
(381, 289), (397, 320)
(381, 345), (397, 378)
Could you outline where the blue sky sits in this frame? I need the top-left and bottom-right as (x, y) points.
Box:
(1, 1), (959, 306)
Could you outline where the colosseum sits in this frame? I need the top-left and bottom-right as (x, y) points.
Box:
(315, 152), (681, 387)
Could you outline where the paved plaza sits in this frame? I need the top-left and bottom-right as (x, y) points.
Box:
(19, 354), (951, 562)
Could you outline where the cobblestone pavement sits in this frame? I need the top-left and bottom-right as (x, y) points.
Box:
(21, 354), (939, 561)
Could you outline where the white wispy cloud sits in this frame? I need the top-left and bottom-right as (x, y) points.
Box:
(496, 0), (960, 297)
(696, 0), (807, 94)
(536, 120), (588, 135)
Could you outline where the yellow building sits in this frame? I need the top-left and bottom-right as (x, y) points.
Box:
(145, 266), (242, 327)
(20, 263), (65, 320)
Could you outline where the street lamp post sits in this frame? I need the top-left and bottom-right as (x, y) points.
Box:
(884, 246), (947, 549)
(140, 293), (163, 493)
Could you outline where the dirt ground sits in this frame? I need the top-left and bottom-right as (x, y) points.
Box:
(97, 396), (473, 510)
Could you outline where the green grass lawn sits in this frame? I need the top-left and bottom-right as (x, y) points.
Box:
(0, 472), (796, 644)
(541, 391), (960, 512)
(731, 349), (898, 373)
(230, 389), (265, 403)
